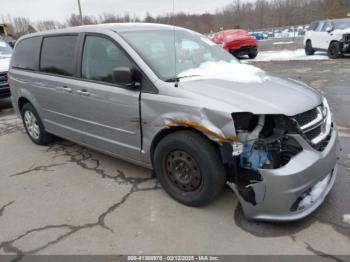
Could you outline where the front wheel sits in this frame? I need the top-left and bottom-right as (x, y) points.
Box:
(328, 41), (342, 59)
(153, 131), (226, 207)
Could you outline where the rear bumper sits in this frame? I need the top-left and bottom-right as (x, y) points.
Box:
(229, 46), (257, 56)
(224, 38), (258, 52)
(0, 87), (11, 99)
(229, 127), (339, 221)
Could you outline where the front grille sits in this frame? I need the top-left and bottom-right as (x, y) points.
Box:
(0, 72), (9, 88)
(294, 108), (318, 127)
(305, 125), (321, 140)
(292, 103), (332, 152)
(344, 34), (350, 44)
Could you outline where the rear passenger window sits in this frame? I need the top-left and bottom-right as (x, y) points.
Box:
(11, 37), (40, 70)
(82, 36), (132, 84)
(40, 35), (77, 76)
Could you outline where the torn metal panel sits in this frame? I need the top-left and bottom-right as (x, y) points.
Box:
(165, 118), (237, 143)
(140, 88), (238, 164)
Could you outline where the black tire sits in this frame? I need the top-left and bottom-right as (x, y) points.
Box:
(21, 103), (53, 145)
(248, 47), (258, 59)
(153, 130), (226, 206)
(328, 41), (342, 59)
(305, 40), (315, 56)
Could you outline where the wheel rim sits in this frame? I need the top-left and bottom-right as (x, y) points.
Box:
(165, 150), (202, 192)
(330, 45), (337, 56)
(24, 111), (40, 140)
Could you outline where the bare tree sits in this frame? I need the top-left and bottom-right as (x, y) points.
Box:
(36, 20), (63, 31)
(2, 0), (348, 37)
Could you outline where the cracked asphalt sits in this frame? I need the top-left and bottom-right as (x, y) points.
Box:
(0, 59), (349, 259)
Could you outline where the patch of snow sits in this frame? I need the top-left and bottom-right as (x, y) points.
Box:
(332, 28), (350, 35)
(249, 49), (329, 62)
(273, 41), (294, 45)
(298, 175), (330, 210)
(344, 214), (350, 224)
(179, 61), (270, 83)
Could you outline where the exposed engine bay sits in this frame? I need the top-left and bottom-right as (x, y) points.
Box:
(222, 113), (303, 205)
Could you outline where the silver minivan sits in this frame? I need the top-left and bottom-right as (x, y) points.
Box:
(9, 23), (339, 221)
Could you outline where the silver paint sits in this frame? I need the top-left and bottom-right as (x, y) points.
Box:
(9, 23), (339, 221)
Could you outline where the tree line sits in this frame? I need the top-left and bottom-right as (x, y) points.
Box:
(1, 0), (348, 38)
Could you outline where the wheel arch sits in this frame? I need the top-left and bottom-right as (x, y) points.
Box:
(18, 97), (31, 113)
(305, 39), (312, 46)
(16, 88), (41, 116)
(329, 39), (340, 48)
(149, 126), (221, 166)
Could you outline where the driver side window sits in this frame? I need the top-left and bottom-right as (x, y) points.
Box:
(321, 22), (331, 32)
(316, 21), (325, 32)
(82, 36), (132, 84)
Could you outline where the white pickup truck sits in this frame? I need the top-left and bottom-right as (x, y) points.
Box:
(304, 18), (350, 59)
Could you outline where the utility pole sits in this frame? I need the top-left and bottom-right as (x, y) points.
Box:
(77, 0), (83, 25)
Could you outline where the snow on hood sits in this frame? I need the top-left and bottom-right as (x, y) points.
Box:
(0, 56), (11, 72)
(178, 61), (270, 83)
(332, 27), (350, 35)
(179, 72), (322, 116)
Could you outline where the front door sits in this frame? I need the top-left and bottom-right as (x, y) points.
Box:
(312, 21), (326, 49)
(72, 35), (141, 161)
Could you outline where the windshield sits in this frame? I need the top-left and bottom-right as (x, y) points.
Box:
(119, 29), (238, 81)
(333, 19), (350, 30)
(0, 39), (12, 57)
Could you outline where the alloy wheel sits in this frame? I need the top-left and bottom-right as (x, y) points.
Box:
(24, 111), (40, 140)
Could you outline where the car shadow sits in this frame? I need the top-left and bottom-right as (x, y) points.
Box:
(0, 98), (12, 110)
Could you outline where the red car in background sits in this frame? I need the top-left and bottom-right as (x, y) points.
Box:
(211, 29), (258, 59)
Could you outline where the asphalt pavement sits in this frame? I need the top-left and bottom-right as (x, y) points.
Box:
(0, 58), (349, 259)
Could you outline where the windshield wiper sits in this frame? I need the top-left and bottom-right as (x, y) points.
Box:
(165, 75), (201, 87)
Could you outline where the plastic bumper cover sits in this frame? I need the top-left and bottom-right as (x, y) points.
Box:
(230, 127), (339, 221)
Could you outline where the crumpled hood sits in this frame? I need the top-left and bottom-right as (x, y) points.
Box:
(0, 56), (11, 72)
(179, 73), (322, 116)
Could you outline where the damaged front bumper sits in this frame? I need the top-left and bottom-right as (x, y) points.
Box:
(229, 127), (339, 221)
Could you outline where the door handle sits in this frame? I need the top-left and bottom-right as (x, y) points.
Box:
(77, 89), (90, 96)
(56, 86), (72, 93)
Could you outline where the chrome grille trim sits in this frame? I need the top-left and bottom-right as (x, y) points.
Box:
(292, 99), (332, 149)
(300, 105), (327, 133)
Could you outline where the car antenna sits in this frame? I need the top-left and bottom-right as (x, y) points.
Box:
(172, 0), (179, 88)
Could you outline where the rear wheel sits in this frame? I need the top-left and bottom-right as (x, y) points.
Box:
(328, 41), (342, 59)
(248, 47), (258, 59)
(21, 103), (53, 145)
(153, 131), (226, 206)
(305, 40), (315, 56)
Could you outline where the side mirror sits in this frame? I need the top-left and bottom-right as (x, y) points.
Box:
(112, 67), (140, 88)
(325, 26), (333, 33)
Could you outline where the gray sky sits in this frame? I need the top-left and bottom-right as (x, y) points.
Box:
(1, 0), (242, 22)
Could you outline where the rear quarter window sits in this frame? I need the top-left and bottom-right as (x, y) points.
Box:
(40, 35), (78, 76)
(11, 37), (41, 70)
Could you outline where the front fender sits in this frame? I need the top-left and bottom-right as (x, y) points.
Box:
(140, 93), (237, 165)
